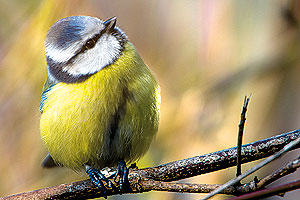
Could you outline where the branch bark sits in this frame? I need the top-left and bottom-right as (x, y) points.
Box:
(257, 156), (300, 189)
(228, 179), (300, 200)
(141, 129), (300, 182)
(1, 129), (300, 199)
(204, 132), (300, 199)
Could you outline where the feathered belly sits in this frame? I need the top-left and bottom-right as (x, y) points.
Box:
(40, 80), (122, 170)
(40, 63), (160, 170)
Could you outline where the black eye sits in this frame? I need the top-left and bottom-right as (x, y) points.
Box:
(84, 38), (96, 50)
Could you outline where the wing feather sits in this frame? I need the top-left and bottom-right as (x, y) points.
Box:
(40, 77), (57, 112)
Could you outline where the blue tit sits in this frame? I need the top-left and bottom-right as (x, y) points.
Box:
(39, 16), (160, 190)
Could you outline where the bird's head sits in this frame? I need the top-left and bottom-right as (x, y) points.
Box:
(45, 16), (127, 83)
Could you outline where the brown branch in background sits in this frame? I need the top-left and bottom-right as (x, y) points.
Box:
(139, 181), (237, 194)
(257, 156), (300, 189)
(1, 129), (300, 199)
(139, 180), (267, 195)
(228, 179), (300, 200)
(236, 95), (251, 179)
(225, 156), (300, 200)
(203, 135), (300, 200)
(282, 0), (300, 27)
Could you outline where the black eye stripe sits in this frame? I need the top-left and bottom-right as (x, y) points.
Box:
(75, 26), (112, 56)
(72, 28), (118, 58)
(65, 31), (104, 65)
(82, 23), (117, 51)
(64, 27), (126, 68)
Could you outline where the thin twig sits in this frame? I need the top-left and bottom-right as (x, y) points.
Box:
(227, 179), (300, 200)
(203, 135), (300, 200)
(236, 95), (251, 179)
(256, 156), (300, 189)
(226, 156), (300, 199)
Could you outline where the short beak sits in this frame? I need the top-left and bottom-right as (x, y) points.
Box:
(103, 16), (117, 33)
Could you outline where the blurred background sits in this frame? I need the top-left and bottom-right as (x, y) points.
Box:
(0, 0), (299, 199)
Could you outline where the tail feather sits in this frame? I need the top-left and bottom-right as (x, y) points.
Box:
(41, 153), (59, 168)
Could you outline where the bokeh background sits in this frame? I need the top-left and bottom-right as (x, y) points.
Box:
(0, 0), (299, 199)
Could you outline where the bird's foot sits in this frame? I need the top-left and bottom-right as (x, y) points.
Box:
(128, 162), (138, 170)
(86, 165), (114, 197)
(114, 160), (129, 191)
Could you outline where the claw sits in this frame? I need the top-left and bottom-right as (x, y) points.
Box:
(128, 163), (138, 170)
(114, 160), (129, 191)
(86, 165), (111, 197)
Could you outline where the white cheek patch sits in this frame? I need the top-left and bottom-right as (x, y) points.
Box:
(62, 34), (121, 76)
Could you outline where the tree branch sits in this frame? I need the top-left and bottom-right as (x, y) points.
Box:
(141, 129), (300, 182)
(225, 156), (300, 200)
(203, 132), (300, 199)
(257, 156), (300, 189)
(1, 129), (300, 199)
(228, 179), (300, 200)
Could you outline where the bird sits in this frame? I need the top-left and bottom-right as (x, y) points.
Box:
(39, 16), (160, 192)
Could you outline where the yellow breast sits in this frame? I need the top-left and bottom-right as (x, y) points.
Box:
(40, 42), (160, 170)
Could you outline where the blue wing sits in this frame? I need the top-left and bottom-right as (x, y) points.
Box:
(40, 78), (56, 113)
